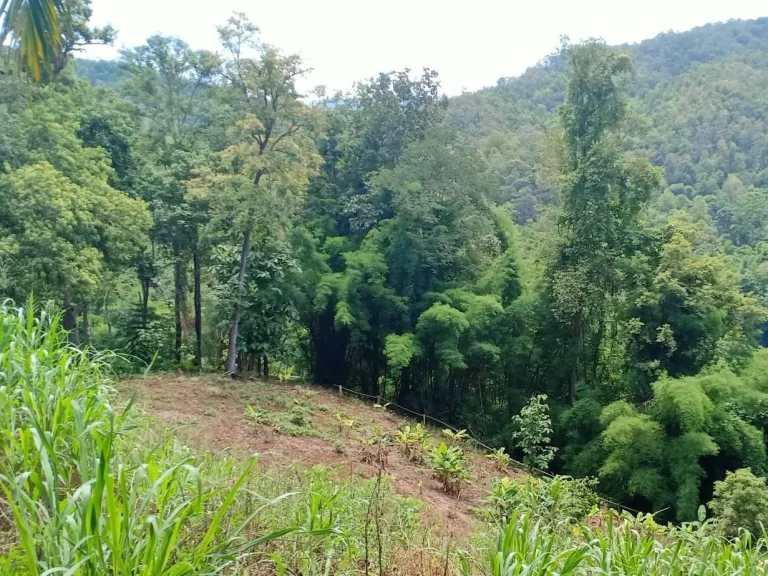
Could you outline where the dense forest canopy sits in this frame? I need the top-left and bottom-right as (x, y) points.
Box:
(4, 5), (768, 521)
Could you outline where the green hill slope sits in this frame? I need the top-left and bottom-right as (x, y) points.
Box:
(446, 17), (768, 223)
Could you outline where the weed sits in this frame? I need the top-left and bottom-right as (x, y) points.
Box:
(360, 425), (392, 467)
(481, 475), (600, 526)
(245, 402), (320, 437)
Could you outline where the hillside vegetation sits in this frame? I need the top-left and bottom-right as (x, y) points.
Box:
(4, 2), (768, 567)
(3, 302), (768, 574)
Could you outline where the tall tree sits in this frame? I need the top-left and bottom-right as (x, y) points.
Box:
(550, 41), (662, 403)
(121, 36), (218, 366)
(0, 79), (150, 341)
(204, 14), (322, 375)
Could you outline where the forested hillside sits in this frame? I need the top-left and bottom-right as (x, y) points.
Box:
(5, 5), (768, 527)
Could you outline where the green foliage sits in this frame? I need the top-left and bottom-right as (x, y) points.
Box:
(486, 447), (512, 471)
(246, 402), (320, 437)
(442, 428), (470, 441)
(465, 507), (768, 576)
(709, 468), (768, 537)
(424, 443), (471, 495)
(5, 3), (768, 524)
(0, 0), (64, 80)
(111, 300), (175, 367)
(393, 424), (430, 462)
(384, 332), (420, 372)
(468, 512), (588, 576)
(513, 395), (557, 470)
(654, 375), (714, 433)
(0, 301), (304, 574)
(481, 475), (600, 526)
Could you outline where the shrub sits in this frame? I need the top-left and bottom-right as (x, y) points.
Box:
(481, 475), (600, 526)
(425, 443), (470, 495)
(482, 477), (521, 523)
(513, 394), (557, 470)
(709, 468), (768, 537)
(245, 402), (319, 437)
(109, 300), (176, 369)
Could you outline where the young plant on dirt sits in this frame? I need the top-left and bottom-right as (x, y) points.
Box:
(443, 428), (470, 442)
(394, 424), (431, 462)
(277, 364), (295, 382)
(360, 426), (392, 467)
(245, 402), (318, 437)
(512, 394), (557, 470)
(481, 477), (522, 523)
(425, 443), (471, 496)
(335, 412), (355, 438)
(486, 447), (512, 471)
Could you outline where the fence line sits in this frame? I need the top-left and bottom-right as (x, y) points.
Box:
(332, 382), (642, 515)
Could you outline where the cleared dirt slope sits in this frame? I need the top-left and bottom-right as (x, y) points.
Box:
(118, 373), (525, 538)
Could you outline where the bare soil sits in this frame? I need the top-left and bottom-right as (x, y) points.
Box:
(117, 373), (525, 539)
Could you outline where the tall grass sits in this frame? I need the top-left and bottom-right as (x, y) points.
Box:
(462, 507), (768, 576)
(0, 301), (435, 575)
(0, 301), (307, 574)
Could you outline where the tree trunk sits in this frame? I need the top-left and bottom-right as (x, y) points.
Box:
(263, 355), (269, 381)
(570, 320), (582, 405)
(225, 228), (252, 375)
(81, 302), (91, 345)
(140, 279), (149, 328)
(174, 255), (184, 364)
(193, 249), (202, 369)
(103, 288), (112, 337)
(63, 294), (79, 346)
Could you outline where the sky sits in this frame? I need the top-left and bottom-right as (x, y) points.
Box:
(83, 0), (767, 96)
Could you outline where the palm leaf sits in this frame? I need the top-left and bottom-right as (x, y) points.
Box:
(0, 0), (65, 80)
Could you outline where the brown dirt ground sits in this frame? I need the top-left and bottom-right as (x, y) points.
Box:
(117, 373), (526, 539)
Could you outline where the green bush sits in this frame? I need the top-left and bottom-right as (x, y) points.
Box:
(513, 394), (557, 470)
(482, 477), (521, 523)
(486, 447), (512, 471)
(481, 475), (599, 525)
(709, 468), (768, 537)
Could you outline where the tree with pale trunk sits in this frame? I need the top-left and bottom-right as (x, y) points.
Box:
(191, 14), (322, 375)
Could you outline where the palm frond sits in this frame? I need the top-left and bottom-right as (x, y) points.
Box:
(0, 0), (65, 80)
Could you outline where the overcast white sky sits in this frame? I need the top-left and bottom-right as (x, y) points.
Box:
(83, 0), (767, 95)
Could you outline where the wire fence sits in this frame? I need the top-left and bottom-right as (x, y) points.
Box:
(330, 382), (643, 515)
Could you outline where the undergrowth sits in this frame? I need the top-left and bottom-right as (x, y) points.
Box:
(5, 301), (768, 575)
(0, 302), (434, 575)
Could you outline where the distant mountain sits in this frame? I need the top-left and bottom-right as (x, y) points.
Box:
(446, 17), (768, 226)
(74, 58), (127, 88)
(74, 18), (768, 223)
